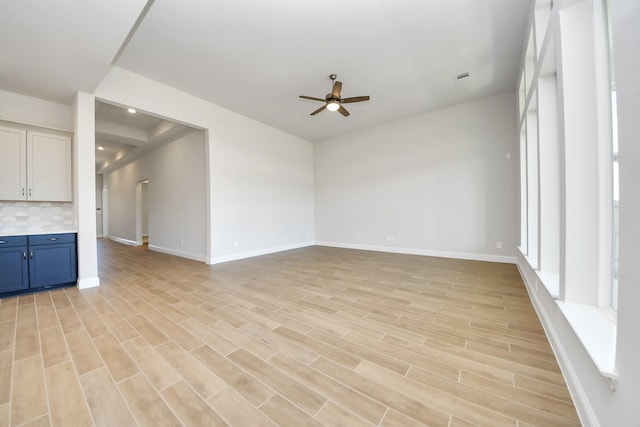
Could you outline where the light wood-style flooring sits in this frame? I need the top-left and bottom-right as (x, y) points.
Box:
(0, 240), (580, 426)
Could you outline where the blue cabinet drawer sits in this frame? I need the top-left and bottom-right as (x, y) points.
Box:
(28, 233), (76, 246)
(0, 236), (28, 248)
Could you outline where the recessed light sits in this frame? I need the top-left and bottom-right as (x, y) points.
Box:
(127, 108), (137, 114)
(97, 145), (104, 150)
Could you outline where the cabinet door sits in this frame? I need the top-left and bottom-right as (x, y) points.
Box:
(27, 132), (72, 202)
(0, 246), (29, 293)
(0, 126), (27, 200)
(29, 243), (77, 288)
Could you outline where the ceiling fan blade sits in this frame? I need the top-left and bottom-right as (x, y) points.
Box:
(341, 96), (370, 103)
(310, 104), (327, 116)
(338, 105), (350, 117)
(299, 95), (326, 102)
(332, 81), (342, 98)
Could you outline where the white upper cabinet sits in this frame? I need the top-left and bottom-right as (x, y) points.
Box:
(27, 132), (72, 201)
(0, 126), (27, 200)
(0, 125), (72, 202)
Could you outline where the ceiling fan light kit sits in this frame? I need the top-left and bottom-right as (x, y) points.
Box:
(326, 102), (340, 112)
(299, 74), (370, 117)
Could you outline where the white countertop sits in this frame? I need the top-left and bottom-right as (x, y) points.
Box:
(0, 229), (77, 237)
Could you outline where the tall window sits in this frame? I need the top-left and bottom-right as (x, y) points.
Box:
(518, 0), (619, 377)
(518, 0), (618, 310)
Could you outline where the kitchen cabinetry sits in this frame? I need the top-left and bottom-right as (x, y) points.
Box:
(28, 234), (77, 288)
(0, 236), (29, 293)
(0, 125), (72, 201)
(0, 233), (77, 296)
(0, 126), (26, 201)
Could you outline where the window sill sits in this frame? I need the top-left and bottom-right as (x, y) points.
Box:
(517, 247), (540, 276)
(556, 301), (617, 381)
(518, 249), (558, 297)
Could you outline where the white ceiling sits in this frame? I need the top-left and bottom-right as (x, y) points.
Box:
(0, 0), (148, 102)
(94, 101), (192, 173)
(1, 0), (532, 142)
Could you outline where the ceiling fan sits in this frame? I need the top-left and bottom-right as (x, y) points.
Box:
(299, 74), (370, 117)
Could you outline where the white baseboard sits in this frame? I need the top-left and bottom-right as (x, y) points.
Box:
(107, 235), (139, 246)
(516, 257), (598, 427)
(148, 244), (207, 263)
(315, 241), (517, 264)
(209, 241), (315, 265)
(77, 277), (100, 289)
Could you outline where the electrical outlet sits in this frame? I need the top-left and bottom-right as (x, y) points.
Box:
(233, 241), (239, 248)
(496, 241), (502, 249)
(386, 235), (394, 242)
(506, 152), (511, 159)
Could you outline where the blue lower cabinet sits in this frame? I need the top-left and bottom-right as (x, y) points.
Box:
(0, 233), (77, 296)
(0, 236), (29, 293)
(29, 243), (77, 288)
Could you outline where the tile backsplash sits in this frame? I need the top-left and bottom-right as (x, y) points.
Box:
(0, 201), (74, 234)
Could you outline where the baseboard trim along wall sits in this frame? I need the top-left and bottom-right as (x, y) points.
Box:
(107, 235), (139, 246)
(209, 241), (315, 265)
(315, 241), (517, 264)
(148, 244), (207, 263)
(515, 257), (597, 427)
(77, 277), (100, 289)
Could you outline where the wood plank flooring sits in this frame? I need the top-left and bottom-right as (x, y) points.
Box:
(0, 240), (580, 426)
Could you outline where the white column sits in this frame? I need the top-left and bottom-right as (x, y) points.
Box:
(73, 92), (100, 289)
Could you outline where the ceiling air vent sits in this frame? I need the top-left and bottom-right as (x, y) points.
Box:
(456, 72), (470, 80)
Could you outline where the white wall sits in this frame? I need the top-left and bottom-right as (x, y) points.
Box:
(96, 67), (315, 264)
(613, 0), (640, 423)
(106, 158), (143, 243)
(315, 92), (518, 262)
(212, 124), (314, 260)
(106, 129), (207, 260)
(0, 90), (73, 131)
(147, 130), (206, 259)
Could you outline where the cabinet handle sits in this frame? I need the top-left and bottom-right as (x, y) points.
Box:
(28, 188), (32, 197)
(0, 240), (6, 244)
(30, 251), (33, 259)
(47, 237), (58, 241)
(23, 251), (27, 260)
(22, 188), (25, 197)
